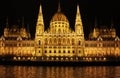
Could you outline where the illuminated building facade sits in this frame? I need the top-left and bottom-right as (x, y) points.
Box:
(35, 4), (84, 57)
(0, 3), (119, 61)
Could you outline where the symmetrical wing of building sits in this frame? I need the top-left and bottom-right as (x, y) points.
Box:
(0, 3), (120, 61)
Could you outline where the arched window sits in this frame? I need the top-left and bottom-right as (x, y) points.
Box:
(78, 41), (81, 45)
(49, 50), (51, 53)
(59, 51), (61, 53)
(45, 50), (47, 53)
(54, 50), (56, 53)
(63, 50), (65, 53)
(73, 51), (75, 53)
(38, 40), (41, 45)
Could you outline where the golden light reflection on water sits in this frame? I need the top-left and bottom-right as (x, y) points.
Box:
(0, 65), (120, 78)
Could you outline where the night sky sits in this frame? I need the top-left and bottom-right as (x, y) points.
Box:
(0, 0), (120, 39)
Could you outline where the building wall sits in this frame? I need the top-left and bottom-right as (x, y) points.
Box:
(0, 40), (35, 56)
(84, 40), (120, 57)
(35, 33), (84, 57)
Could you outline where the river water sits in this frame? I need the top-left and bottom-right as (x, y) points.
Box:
(0, 65), (120, 78)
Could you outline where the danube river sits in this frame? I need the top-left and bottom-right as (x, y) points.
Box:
(0, 65), (120, 78)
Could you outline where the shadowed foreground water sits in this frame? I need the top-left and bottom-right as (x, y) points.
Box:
(0, 65), (120, 78)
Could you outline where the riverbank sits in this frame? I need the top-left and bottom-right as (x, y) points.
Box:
(0, 60), (120, 66)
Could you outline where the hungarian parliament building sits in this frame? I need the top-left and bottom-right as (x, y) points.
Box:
(0, 3), (120, 61)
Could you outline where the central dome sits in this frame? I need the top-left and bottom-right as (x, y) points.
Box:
(51, 12), (68, 22)
(49, 3), (70, 34)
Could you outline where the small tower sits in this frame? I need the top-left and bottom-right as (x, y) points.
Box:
(75, 5), (84, 56)
(75, 5), (84, 36)
(92, 17), (99, 38)
(35, 4), (44, 36)
(26, 24), (31, 38)
(4, 18), (9, 37)
(110, 19), (116, 38)
(20, 17), (27, 38)
(35, 4), (44, 56)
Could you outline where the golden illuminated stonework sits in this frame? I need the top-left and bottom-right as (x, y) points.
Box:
(51, 12), (68, 22)
(0, 2), (119, 62)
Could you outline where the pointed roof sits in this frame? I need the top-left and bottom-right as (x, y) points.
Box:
(75, 5), (83, 26)
(75, 4), (84, 35)
(39, 4), (42, 14)
(77, 5), (80, 14)
(36, 4), (44, 26)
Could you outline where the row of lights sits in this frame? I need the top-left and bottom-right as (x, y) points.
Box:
(13, 56), (107, 61)
(83, 57), (106, 61)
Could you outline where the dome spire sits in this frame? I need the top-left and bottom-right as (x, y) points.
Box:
(58, 0), (61, 12)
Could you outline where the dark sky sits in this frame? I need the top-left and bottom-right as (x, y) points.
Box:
(0, 0), (120, 38)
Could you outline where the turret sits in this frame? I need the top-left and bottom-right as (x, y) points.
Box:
(20, 17), (28, 38)
(110, 19), (116, 38)
(26, 24), (31, 38)
(75, 5), (84, 57)
(35, 4), (44, 56)
(92, 17), (99, 38)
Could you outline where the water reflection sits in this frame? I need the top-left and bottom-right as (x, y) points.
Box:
(0, 65), (120, 78)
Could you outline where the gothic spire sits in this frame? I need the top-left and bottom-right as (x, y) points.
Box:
(36, 4), (44, 26)
(75, 5), (83, 26)
(75, 4), (84, 35)
(35, 4), (44, 36)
